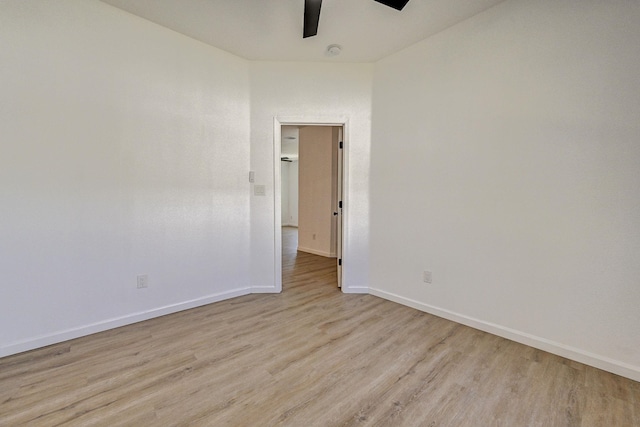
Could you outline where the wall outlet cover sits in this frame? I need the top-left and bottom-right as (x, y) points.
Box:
(423, 271), (432, 284)
(137, 274), (149, 289)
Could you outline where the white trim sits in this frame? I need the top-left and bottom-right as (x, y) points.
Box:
(297, 246), (336, 258)
(342, 286), (369, 294)
(274, 116), (349, 292)
(273, 119), (283, 293)
(0, 287), (251, 358)
(250, 285), (279, 294)
(369, 288), (640, 382)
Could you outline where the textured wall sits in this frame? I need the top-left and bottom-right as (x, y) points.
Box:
(0, 0), (251, 355)
(370, 0), (640, 380)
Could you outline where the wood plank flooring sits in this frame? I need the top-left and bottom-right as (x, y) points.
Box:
(1, 226), (638, 426)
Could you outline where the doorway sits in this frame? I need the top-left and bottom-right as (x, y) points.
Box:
(274, 118), (347, 293)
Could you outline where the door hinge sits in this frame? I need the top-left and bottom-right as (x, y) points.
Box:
(339, 141), (343, 149)
(338, 259), (342, 266)
(338, 200), (342, 209)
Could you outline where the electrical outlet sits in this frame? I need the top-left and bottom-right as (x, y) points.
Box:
(423, 271), (432, 284)
(137, 275), (148, 289)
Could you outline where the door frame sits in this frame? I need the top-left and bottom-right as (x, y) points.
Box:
(274, 116), (349, 293)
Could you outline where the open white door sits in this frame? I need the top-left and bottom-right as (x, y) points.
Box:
(337, 127), (343, 287)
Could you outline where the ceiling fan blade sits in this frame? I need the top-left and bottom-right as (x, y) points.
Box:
(303, 0), (322, 38)
(374, 0), (410, 11)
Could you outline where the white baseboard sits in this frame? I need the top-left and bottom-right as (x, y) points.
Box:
(251, 285), (280, 294)
(297, 246), (336, 258)
(369, 288), (640, 382)
(342, 285), (369, 294)
(0, 287), (251, 358)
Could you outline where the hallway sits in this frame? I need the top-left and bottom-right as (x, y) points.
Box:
(282, 226), (337, 291)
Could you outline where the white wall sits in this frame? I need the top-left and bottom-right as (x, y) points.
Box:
(280, 158), (299, 227)
(0, 0), (251, 356)
(281, 161), (290, 225)
(288, 161), (299, 227)
(250, 62), (373, 293)
(370, 0), (640, 380)
(281, 126), (299, 227)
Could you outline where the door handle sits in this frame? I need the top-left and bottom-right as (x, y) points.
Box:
(333, 212), (338, 216)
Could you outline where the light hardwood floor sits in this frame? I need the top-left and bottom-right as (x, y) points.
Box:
(1, 226), (638, 426)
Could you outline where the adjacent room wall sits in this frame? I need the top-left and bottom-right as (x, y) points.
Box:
(249, 62), (373, 293)
(280, 126), (299, 227)
(0, 0), (251, 356)
(297, 126), (337, 257)
(281, 161), (291, 225)
(288, 161), (299, 227)
(280, 160), (300, 228)
(370, 0), (640, 380)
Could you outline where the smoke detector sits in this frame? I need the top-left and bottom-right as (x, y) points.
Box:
(326, 44), (342, 57)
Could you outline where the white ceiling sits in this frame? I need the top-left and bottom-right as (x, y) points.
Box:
(100, 0), (506, 62)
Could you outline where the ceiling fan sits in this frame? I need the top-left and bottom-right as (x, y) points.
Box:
(304, 0), (410, 38)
